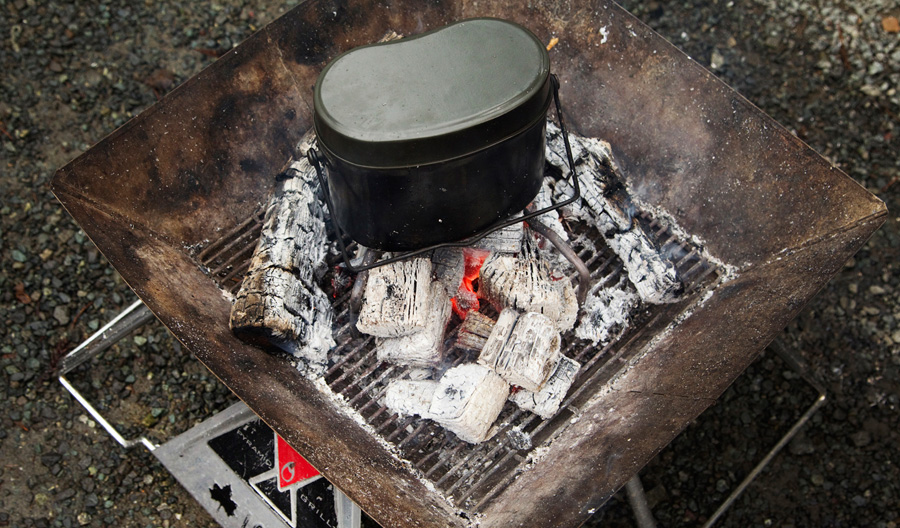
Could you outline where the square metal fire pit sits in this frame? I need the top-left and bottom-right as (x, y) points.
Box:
(52, 1), (886, 526)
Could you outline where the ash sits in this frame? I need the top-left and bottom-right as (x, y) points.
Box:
(576, 281), (641, 345)
(234, 120), (721, 452)
(303, 121), (720, 448)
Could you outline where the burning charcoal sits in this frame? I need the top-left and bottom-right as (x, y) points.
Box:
(478, 239), (578, 332)
(357, 257), (433, 337)
(451, 248), (490, 319)
(456, 311), (496, 351)
(230, 132), (335, 372)
(510, 356), (580, 419)
(376, 282), (452, 367)
(478, 309), (561, 392)
(384, 379), (438, 418)
(429, 363), (509, 444)
(575, 283), (641, 344)
(431, 248), (464, 297)
(471, 219), (524, 254)
(545, 122), (682, 304)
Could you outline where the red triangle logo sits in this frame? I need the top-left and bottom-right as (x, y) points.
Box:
(275, 434), (320, 491)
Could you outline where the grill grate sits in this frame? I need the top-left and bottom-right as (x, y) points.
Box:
(195, 176), (719, 511)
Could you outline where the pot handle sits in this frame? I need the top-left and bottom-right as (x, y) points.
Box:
(309, 73), (581, 273)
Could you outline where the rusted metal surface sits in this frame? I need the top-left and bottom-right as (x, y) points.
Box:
(52, 0), (886, 526)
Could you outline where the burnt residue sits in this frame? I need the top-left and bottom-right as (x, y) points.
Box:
(277, 0), (346, 65)
(240, 158), (263, 173)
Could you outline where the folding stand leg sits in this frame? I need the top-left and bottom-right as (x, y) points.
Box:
(626, 338), (827, 528)
(57, 298), (364, 528)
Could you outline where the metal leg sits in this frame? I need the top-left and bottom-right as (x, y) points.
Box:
(626, 475), (658, 528)
(57, 299), (158, 451)
(625, 338), (827, 528)
(700, 338), (827, 527)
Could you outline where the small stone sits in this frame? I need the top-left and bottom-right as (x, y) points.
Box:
(53, 306), (70, 325)
(40, 454), (62, 467)
(848, 283), (858, 294)
(811, 474), (825, 486)
(869, 285), (886, 295)
(851, 430), (871, 447)
(710, 49), (725, 70)
(789, 434), (815, 455)
(133, 336), (147, 346)
(715, 479), (729, 492)
(883, 16), (900, 33)
(77, 512), (91, 526)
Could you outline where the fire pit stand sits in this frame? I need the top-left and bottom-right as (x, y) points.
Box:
(52, 1), (886, 526)
(57, 298), (364, 528)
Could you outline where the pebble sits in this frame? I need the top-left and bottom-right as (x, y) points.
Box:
(851, 430), (872, 448)
(53, 305), (70, 325)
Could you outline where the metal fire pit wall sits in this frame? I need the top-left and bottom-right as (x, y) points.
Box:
(52, 1), (886, 527)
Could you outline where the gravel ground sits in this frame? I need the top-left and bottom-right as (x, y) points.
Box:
(1, 1), (897, 527)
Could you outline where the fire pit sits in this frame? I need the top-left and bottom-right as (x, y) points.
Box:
(52, 1), (886, 527)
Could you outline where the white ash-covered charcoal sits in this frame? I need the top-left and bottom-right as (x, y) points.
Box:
(230, 131), (335, 372)
(546, 123), (682, 304)
(471, 219), (524, 254)
(576, 282), (641, 345)
(478, 309), (561, 392)
(429, 363), (509, 444)
(510, 355), (580, 419)
(431, 247), (464, 297)
(478, 238), (578, 332)
(384, 379), (438, 419)
(376, 282), (452, 367)
(357, 257), (433, 337)
(456, 311), (496, 351)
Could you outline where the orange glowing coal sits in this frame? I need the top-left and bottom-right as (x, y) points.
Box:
(451, 248), (490, 319)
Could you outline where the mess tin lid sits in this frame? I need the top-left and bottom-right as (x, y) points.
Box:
(313, 18), (551, 169)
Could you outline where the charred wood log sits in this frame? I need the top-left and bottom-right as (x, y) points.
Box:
(229, 131), (334, 372)
(471, 219), (524, 254)
(431, 247), (464, 298)
(478, 237), (577, 332)
(384, 379), (438, 418)
(546, 122), (683, 304)
(456, 311), (496, 351)
(429, 363), (509, 444)
(383, 363), (509, 444)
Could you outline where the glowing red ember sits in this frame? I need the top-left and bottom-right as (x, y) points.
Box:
(451, 248), (490, 319)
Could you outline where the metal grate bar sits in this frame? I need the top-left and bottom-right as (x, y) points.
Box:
(347, 366), (398, 406)
(325, 337), (375, 379)
(196, 209), (264, 262)
(460, 449), (524, 505)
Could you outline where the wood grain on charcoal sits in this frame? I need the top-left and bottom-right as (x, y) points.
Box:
(229, 131), (334, 370)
